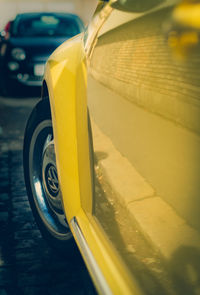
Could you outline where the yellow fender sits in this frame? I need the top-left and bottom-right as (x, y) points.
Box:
(43, 33), (92, 222)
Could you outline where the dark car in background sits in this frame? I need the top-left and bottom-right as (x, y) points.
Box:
(0, 12), (84, 96)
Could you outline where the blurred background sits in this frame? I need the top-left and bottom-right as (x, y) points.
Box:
(0, 0), (97, 29)
(0, 0), (98, 97)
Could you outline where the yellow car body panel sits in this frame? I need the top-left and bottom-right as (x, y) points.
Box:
(41, 0), (200, 294)
(43, 32), (140, 294)
(44, 34), (92, 219)
(73, 210), (141, 295)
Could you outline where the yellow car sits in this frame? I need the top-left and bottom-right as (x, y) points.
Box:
(23, 0), (200, 294)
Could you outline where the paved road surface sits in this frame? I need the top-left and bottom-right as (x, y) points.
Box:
(0, 95), (96, 295)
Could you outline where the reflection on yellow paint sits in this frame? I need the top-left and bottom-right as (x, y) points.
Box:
(51, 59), (68, 88)
(167, 1), (200, 59)
(168, 30), (199, 59)
(173, 2), (200, 29)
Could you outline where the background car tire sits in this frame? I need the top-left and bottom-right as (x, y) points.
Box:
(23, 98), (77, 254)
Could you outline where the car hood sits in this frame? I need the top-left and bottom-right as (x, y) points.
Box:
(8, 36), (69, 61)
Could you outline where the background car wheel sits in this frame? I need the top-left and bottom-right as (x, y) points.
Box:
(23, 98), (76, 253)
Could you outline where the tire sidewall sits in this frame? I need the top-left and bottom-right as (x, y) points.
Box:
(23, 98), (75, 252)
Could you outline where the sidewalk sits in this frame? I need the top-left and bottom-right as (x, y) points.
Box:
(91, 119), (200, 260)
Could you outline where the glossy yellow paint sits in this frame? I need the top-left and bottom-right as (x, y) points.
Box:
(173, 2), (200, 29)
(44, 33), (92, 220)
(72, 209), (142, 295)
(41, 1), (200, 294)
(43, 25), (142, 295)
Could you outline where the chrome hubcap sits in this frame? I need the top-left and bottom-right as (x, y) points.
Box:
(45, 164), (59, 196)
(29, 120), (72, 239)
(42, 140), (63, 213)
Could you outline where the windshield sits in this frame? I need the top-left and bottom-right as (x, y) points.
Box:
(12, 14), (81, 37)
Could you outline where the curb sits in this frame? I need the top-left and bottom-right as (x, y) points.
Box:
(91, 119), (200, 260)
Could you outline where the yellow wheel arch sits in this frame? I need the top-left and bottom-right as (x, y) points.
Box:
(43, 33), (93, 223)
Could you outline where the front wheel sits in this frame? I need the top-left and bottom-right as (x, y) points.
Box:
(23, 98), (75, 252)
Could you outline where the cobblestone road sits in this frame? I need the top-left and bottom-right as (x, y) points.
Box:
(0, 96), (96, 295)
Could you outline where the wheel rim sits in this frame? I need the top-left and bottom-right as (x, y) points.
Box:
(29, 119), (72, 240)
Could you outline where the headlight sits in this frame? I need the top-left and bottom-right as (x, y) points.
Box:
(11, 48), (26, 61)
(8, 61), (19, 71)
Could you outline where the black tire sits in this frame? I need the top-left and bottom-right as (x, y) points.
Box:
(23, 98), (76, 253)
